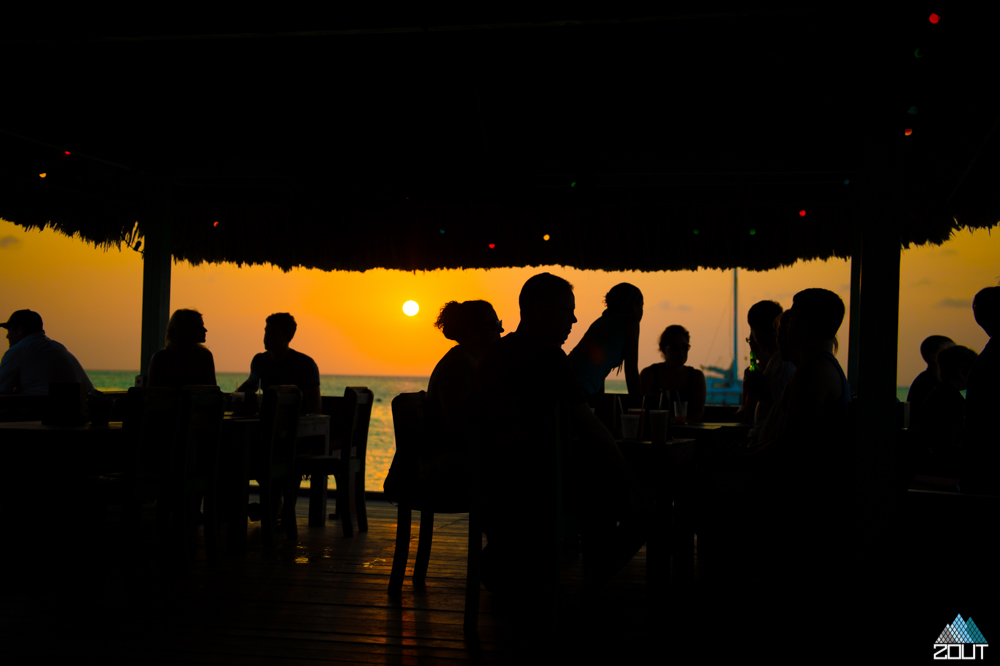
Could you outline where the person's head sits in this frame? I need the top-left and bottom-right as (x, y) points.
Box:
(936, 345), (978, 390)
(518, 273), (576, 347)
(604, 283), (644, 322)
(919, 335), (955, 370)
(264, 313), (297, 351)
(973, 286), (1000, 337)
(747, 300), (783, 354)
(0, 309), (43, 347)
(164, 309), (207, 348)
(435, 300), (503, 348)
(788, 289), (845, 353)
(658, 325), (691, 368)
(775, 310), (794, 362)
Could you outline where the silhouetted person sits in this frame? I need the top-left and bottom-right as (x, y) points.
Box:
(906, 335), (955, 430)
(476, 273), (650, 599)
(0, 309), (93, 394)
(962, 286), (1000, 494)
(919, 345), (977, 478)
(236, 313), (320, 414)
(568, 283), (643, 396)
(741, 301), (794, 439)
(147, 309), (217, 388)
(424, 300), (503, 498)
(639, 325), (707, 422)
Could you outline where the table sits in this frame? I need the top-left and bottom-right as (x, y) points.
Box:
(0, 420), (126, 471)
(616, 437), (697, 591)
(221, 414), (330, 550)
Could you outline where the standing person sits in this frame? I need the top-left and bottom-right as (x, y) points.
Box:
(0, 309), (93, 394)
(236, 313), (320, 415)
(962, 286), (1000, 494)
(906, 335), (955, 430)
(146, 309), (217, 388)
(476, 273), (651, 600)
(568, 283), (643, 396)
(423, 300), (503, 497)
(639, 325), (707, 423)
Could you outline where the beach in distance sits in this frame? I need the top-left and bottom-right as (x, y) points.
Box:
(87, 371), (911, 493)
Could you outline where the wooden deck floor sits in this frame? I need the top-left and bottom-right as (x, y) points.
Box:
(2, 496), (679, 664)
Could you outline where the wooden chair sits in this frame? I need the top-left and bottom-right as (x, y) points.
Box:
(97, 386), (225, 563)
(386, 391), (482, 634)
(296, 386), (373, 536)
(248, 386), (302, 550)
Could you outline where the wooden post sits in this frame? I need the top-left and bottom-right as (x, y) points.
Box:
(854, 187), (901, 543)
(139, 183), (173, 378)
(847, 222), (863, 394)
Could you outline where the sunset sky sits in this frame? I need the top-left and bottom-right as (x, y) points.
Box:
(0, 218), (996, 387)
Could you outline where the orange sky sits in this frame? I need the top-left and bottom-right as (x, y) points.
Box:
(0, 219), (995, 386)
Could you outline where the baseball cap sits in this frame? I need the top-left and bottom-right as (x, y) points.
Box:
(0, 310), (44, 332)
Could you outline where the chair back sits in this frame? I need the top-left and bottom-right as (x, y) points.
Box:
(259, 386), (302, 478)
(346, 387), (374, 461)
(387, 392), (427, 504)
(123, 387), (180, 478)
(174, 386), (225, 493)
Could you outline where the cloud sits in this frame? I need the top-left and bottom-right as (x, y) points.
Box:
(0, 236), (21, 249)
(911, 278), (931, 287)
(937, 298), (972, 308)
(658, 301), (692, 312)
(939, 248), (958, 257)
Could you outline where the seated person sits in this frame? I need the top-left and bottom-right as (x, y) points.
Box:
(0, 309), (93, 394)
(963, 286), (1000, 494)
(742, 301), (795, 439)
(424, 300), (503, 498)
(906, 335), (954, 430)
(146, 309), (217, 389)
(236, 313), (320, 415)
(476, 273), (651, 597)
(918, 345), (977, 477)
(639, 325), (707, 422)
(568, 283), (643, 396)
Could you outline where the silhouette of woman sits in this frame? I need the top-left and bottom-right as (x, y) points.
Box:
(424, 300), (503, 496)
(640, 325), (707, 423)
(568, 283), (643, 396)
(146, 309), (217, 388)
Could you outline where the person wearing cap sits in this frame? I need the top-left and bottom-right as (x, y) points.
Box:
(0, 309), (94, 395)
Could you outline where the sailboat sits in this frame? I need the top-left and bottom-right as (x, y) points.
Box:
(703, 268), (744, 406)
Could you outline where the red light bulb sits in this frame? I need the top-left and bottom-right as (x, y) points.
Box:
(799, 210), (806, 217)
(929, 13), (940, 24)
(488, 243), (495, 249)
(213, 221), (219, 227)
(64, 151), (71, 155)
(905, 128), (913, 136)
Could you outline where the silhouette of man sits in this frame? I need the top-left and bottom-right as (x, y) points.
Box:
(906, 335), (955, 430)
(963, 286), (1000, 494)
(236, 313), (320, 414)
(0, 309), (93, 395)
(476, 273), (650, 597)
(919, 345), (977, 477)
(743, 301), (794, 439)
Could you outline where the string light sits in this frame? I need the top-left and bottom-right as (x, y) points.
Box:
(213, 221), (219, 227)
(909, 106), (918, 115)
(64, 151), (71, 155)
(905, 128), (913, 136)
(39, 173), (46, 178)
(844, 179), (850, 185)
(543, 234), (550, 241)
(749, 229), (756, 235)
(914, 48), (922, 58)
(929, 13), (940, 24)
(693, 229), (699, 235)
(439, 229), (445, 234)
(488, 243), (495, 249)
(799, 210), (806, 217)
(570, 181), (576, 187)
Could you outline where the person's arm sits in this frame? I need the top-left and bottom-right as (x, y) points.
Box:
(303, 385), (321, 415)
(0, 349), (18, 394)
(624, 322), (641, 396)
(639, 365), (654, 396)
(690, 369), (708, 423)
(235, 377), (259, 393)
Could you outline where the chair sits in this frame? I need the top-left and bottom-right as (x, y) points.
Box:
(386, 391), (482, 634)
(248, 386), (302, 550)
(296, 386), (373, 536)
(97, 385), (225, 563)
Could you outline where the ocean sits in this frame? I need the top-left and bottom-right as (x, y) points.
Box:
(87, 371), (911, 493)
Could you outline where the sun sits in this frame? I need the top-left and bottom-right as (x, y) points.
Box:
(403, 300), (419, 316)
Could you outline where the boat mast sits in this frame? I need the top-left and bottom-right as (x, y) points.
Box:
(733, 268), (738, 382)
